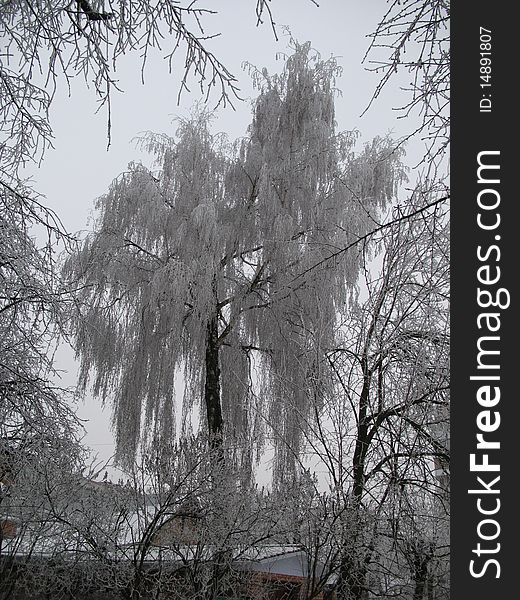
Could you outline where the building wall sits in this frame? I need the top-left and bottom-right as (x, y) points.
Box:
(247, 571), (325, 600)
(0, 517), (18, 539)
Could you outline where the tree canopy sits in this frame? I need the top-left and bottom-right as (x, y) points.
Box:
(65, 43), (404, 478)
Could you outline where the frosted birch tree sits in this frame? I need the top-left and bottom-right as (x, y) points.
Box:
(65, 43), (403, 476)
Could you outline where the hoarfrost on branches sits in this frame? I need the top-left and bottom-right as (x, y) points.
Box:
(66, 43), (405, 477)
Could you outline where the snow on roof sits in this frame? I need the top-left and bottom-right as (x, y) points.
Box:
(238, 546), (317, 578)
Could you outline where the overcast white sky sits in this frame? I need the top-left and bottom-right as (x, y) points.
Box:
(28, 0), (424, 474)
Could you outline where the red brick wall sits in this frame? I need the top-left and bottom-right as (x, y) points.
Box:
(246, 571), (324, 600)
(0, 518), (18, 539)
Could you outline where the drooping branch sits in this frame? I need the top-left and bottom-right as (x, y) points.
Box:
(288, 195), (449, 288)
(76, 0), (113, 21)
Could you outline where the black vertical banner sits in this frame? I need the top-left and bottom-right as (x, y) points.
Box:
(452, 4), (515, 599)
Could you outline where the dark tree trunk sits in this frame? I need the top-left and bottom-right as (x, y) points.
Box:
(338, 554), (368, 600)
(337, 372), (371, 600)
(412, 554), (430, 600)
(352, 374), (370, 501)
(204, 313), (223, 456)
(203, 306), (228, 599)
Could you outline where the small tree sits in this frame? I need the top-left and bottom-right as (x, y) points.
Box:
(293, 187), (449, 600)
